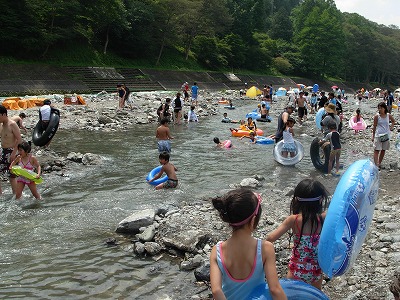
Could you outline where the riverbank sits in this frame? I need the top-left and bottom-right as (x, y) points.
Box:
(4, 90), (400, 299)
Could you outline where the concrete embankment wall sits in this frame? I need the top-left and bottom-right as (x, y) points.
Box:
(0, 63), (369, 96)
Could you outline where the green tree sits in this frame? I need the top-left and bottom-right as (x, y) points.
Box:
(292, 0), (344, 78)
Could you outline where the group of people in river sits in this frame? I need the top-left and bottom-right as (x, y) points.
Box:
(0, 103), (49, 200)
(147, 82), (201, 190)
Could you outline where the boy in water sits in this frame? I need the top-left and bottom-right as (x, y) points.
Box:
(156, 118), (174, 153)
(148, 152), (178, 190)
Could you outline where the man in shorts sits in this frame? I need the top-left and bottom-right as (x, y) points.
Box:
(0, 105), (22, 194)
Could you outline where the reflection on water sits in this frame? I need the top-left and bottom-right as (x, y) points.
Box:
(0, 101), (323, 299)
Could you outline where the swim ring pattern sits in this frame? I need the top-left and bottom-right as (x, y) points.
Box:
(348, 116), (366, 131)
(318, 159), (379, 278)
(273, 139), (304, 166)
(146, 166), (168, 186)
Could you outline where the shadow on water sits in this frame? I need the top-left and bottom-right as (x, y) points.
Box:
(0, 100), (333, 299)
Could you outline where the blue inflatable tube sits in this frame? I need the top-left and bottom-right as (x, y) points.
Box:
(315, 108), (325, 130)
(248, 279), (329, 300)
(146, 166), (168, 186)
(246, 109), (261, 120)
(261, 101), (271, 110)
(318, 159), (379, 278)
(256, 136), (274, 145)
(273, 139), (304, 166)
(224, 106), (235, 110)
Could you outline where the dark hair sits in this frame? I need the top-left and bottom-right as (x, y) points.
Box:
(328, 92), (335, 97)
(0, 105), (8, 116)
(176, 92), (181, 97)
(213, 137), (220, 144)
(212, 188), (261, 230)
(378, 101), (388, 113)
(43, 99), (51, 105)
(160, 118), (169, 125)
(18, 141), (32, 153)
(190, 105), (195, 110)
(19, 112), (26, 118)
(356, 108), (361, 114)
(159, 151), (170, 161)
(290, 179), (328, 248)
(166, 98), (171, 103)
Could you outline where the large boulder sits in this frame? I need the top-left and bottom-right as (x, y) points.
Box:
(115, 209), (155, 234)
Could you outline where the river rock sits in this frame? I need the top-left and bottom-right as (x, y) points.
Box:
(137, 224), (156, 242)
(180, 254), (204, 271)
(240, 178), (261, 188)
(144, 242), (162, 255)
(194, 261), (210, 282)
(82, 153), (102, 165)
(115, 208), (156, 234)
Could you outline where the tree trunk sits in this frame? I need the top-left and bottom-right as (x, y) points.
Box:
(103, 26), (110, 55)
(156, 36), (166, 66)
(42, 7), (56, 58)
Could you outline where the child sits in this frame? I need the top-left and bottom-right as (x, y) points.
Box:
(210, 188), (287, 300)
(213, 137), (232, 148)
(245, 117), (257, 131)
(266, 179), (329, 290)
(281, 117), (296, 158)
(148, 152), (178, 190)
(321, 122), (341, 175)
(9, 141), (41, 200)
(173, 93), (183, 125)
(240, 131), (257, 144)
(260, 103), (270, 120)
(310, 93), (318, 114)
(187, 105), (198, 123)
(222, 112), (238, 123)
(355, 108), (361, 122)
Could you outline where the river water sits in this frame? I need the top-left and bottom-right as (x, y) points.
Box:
(0, 101), (324, 299)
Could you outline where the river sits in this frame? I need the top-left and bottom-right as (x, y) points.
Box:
(0, 100), (325, 299)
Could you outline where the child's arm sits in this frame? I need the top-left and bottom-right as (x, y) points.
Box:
(31, 156), (41, 177)
(9, 155), (21, 169)
(210, 245), (226, 300)
(262, 241), (287, 300)
(289, 127), (294, 136)
(266, 215), (295, 242)
(148, 167), (164, 183)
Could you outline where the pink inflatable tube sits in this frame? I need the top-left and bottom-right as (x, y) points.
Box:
(348, 116), (366, 131)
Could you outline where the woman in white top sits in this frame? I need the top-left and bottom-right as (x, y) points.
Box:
(372, 102), (396, 169)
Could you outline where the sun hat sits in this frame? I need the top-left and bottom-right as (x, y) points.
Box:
(325, 103), (337, 114)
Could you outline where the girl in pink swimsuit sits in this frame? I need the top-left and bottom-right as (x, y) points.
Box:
(9, 141), (41, 200)
(266, 179), (329, 290)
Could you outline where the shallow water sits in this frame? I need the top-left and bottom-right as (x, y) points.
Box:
(0, 101), (330, 299)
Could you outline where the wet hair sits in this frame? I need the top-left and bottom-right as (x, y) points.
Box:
(223, 113), (227, 117)
(290, 179), (329, 249)
(356, 108), (361, 115)
(212, 188), (261, 230)
(0, 105), (8, 116)
(190, 105), (195, 110)
(159, 151), (170, 161)
(160, 118), (169, 125)
(165, 98), (171, 103)
(19, 112), (26, 118)
(378, 101), (388, 113)
(43, 99), (51, 105)
(213, 137), (220, 144)
(287, 116), (295, 124)
(17, 141), (32, 153)
(176, 92), (181, 97)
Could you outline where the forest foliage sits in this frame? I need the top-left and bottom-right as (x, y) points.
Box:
(1, 0), (399, 85)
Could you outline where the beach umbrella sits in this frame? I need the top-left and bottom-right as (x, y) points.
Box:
(246, 86), (262, 98)
(287, 90), (295, 94)
(296, 83), (305, 88)
(331, 85), (339, 89)
(278, 87), (287, 91)
(306, 86), (313, 89)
